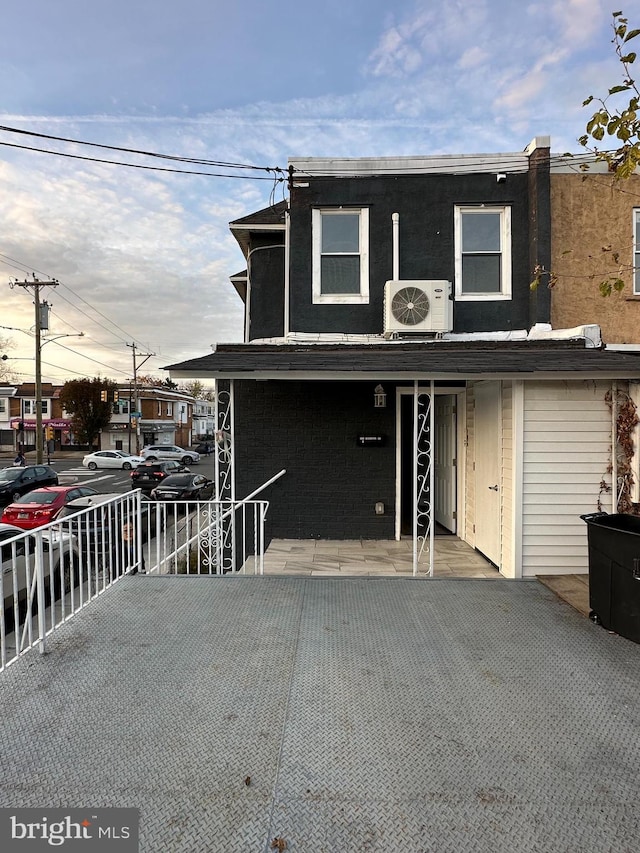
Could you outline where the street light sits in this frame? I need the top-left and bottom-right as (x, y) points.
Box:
(36, 333), (84, 463)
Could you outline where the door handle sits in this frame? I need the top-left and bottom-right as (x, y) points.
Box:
(488, 484), (499, 491)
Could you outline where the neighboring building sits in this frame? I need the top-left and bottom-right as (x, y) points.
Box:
(167, 137), (640, 578)
(100, 386), (197, 452)
(549, 163), (640, 344)
(192, 398), (216, 440)
(0, 383), (74, 452)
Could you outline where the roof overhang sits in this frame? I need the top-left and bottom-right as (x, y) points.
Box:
(166, 340), (640, 383)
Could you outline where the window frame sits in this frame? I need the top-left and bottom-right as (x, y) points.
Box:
(23, 399), (49, 415)
(311, 207), (370, 304)
(454, 205), (512, 301)
(634, 208), (640, 295)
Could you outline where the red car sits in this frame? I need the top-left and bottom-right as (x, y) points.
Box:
(0, 485), (99, 530)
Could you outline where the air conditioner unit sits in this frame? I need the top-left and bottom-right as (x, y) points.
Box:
(383, 280), (453, 337)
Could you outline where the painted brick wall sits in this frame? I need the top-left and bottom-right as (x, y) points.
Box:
(234, 379), (397, 539)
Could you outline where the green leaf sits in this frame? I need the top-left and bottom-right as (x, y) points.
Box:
(582, 95), (594, 106)
(621, 52), (637, 64)
(608, 84), (631, 94)
(613, 278), (626, 292)
(624, 28), (640, 41)
(593, 126), (605, 140)
(599, 280), (613, 297)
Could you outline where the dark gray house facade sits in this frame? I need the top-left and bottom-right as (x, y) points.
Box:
(168, 138), (640, 578)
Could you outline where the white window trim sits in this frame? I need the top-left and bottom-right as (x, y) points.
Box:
(312, 208), (369, 304)
(634, 208), (640, 295)
(454, 205), (512, 301)
(23, 399), (50, 415)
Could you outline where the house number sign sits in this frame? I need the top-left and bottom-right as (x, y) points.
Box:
(357, 434), (386, 447)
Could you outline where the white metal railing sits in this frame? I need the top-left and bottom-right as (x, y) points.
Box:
(147, 470), (285, 576)
(0, 491), (158, 672)
(146, 499), (269, 576)
(1, 475), (286, 672)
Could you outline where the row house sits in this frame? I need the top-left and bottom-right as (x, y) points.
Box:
(0, 383), (73, 452)
(168, 138), (637, 577)
(101, 386), (197, 453)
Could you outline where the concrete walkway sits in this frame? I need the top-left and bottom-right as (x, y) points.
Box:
(1, 575), (638, 852)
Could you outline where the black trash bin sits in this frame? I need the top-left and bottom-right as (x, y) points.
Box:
(580, 512), (640, 644)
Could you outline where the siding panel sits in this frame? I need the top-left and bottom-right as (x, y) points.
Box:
(522, 380), (612, 576)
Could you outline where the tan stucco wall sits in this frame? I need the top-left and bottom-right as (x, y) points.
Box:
(550, 172), (640, 344)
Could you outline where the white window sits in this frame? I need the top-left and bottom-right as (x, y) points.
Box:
(312, 208), (369, 304)
(454, 206), (512, 300)
(0, 399), (6, 414)
(157, 401), (162, 416)
(23, 399), (49, 415)
(166, 402), (172, 416)
(634, 209), (640, 294)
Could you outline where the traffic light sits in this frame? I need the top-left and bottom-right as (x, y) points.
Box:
(45, 425), (54, 440)
(113, 390), (119, 403)
(100, 390), (108, 402)
(130, 417), (138, 428)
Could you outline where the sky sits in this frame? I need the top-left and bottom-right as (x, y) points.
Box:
(0, 0), (628, 385)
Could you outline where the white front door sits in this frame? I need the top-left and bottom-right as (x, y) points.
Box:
(474, 381), (501, 566)
(435, 395), (456, 532)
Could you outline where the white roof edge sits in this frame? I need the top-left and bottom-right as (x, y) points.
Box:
(230, 223), (286, 231)
(605, 343), (640, 351)
(248, 324), (603, 348)
(289, 151), (532, 176)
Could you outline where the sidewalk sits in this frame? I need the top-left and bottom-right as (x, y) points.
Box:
(0, 449), (86, 462)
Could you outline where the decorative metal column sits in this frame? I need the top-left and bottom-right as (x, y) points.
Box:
(205, 379), (235, 573)
(413, 380), (435, 576)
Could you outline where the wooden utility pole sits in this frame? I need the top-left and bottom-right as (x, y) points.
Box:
(13, 277), (58, 463)
(127, 343), (154, 454)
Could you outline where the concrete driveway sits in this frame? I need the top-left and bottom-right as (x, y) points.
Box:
(0, 576), (638, 852)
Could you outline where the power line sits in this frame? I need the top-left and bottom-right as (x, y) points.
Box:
(0, 140), (285, 181)
(0, 124), (282, 172)
(1, 251), (159, 351)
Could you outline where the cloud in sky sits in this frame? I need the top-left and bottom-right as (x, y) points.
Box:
(0, 0), (625, 382)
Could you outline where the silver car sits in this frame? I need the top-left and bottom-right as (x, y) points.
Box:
(140, 445), (200, 465)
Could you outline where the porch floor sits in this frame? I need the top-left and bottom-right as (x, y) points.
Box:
(258, 538), (591, 617)
(260, 537), (503, 578)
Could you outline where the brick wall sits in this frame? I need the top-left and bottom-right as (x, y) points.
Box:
(234, 379), (397, 539)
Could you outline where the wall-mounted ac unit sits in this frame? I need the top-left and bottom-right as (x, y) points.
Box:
(383, 280), (453, 337)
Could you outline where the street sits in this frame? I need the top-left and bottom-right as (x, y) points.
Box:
(48, 454), (215, 495)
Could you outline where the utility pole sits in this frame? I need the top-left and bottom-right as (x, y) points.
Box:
(12, 277), (58, 463)
(127, 343), (154, 454)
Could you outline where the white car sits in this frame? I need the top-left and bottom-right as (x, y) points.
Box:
(1, 522), (79, 628)
(140, 445), (200, 464)
(82, 451), (145, 470)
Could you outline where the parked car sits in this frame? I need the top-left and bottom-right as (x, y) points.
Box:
(150, 473), (214, 502)
(130, 460), (189, 493)
(192, 443), (213, 456)
(0, 465), (59, 506)
(82, 450), (145, 470)
(57, 492), (163, 553)
(1, 486), (99, 530)
(1, 521), (79, 630)
(141, 445), (200, 464)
